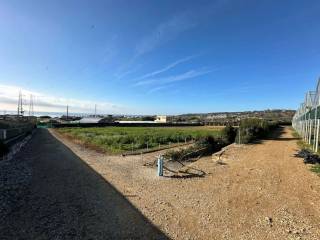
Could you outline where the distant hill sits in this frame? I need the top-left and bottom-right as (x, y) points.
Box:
(172, 109), (295, 125)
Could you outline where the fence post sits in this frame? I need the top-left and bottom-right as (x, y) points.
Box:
(304, 120), (307, 142)
(313, 120), (316, 151)
(315, 119), (320, 152)
(313, 108), (318, 151)
(306, 119), (309, 143)
(304, 119), (307, 142)
(309, 119), (312, 145)
(0, 130), (7, 140)
(157, 156), (163, 176)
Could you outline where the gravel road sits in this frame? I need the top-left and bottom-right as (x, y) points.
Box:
(50, 126), (320, 240)
(0, 129), (168, 240)
(2, 127), (320, 240)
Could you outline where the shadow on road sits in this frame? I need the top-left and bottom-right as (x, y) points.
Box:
(1, 129), (169, 240)
(251, 126), (296, 144)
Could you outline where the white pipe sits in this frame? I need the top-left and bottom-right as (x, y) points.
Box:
(316, 119), (320, 152)
(314, 107), (319, 150)
(309, 119), (312, 145)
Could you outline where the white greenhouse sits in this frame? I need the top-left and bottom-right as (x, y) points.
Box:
(292, 78), (320, 152)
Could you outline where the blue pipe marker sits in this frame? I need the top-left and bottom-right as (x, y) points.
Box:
(157, 156), (163, 176)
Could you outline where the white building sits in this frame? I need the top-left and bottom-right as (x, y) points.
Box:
(155, 115), (169, 123)
(78, 117), (103, 124)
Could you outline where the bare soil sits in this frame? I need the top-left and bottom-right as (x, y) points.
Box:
(1, 126), (320, 239)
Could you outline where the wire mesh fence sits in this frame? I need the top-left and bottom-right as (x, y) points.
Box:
(121, 139), (195, 156)
(292, 78), (320, 152)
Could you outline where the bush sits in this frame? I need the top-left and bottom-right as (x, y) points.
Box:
(0, 140), (9, 157)
(221, 126), (237, 144)
(235, 118), (279, 144)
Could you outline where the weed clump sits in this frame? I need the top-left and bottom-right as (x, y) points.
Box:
(221, 125), (237, 144)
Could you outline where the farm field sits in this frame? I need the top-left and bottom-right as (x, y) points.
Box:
(56, 126), (222, 154)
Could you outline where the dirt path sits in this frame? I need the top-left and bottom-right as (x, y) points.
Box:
(51, 127), (320, 240)
(1, 127), (320, 239)
(0, 129), (168, 240)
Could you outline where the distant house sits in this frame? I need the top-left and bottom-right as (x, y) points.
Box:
(155, 115), (171, 123)
(78, 117), (103, 124)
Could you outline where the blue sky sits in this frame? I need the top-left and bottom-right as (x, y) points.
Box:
(0, 0), (320, 115)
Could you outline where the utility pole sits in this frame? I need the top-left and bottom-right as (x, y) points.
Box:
(29, 94), (34, 116)
(17, 91), (24, 117)
(17, 92), (20, 116)
(66, 105), (69, 121)
(238, 126), (241, 145)
(94, 104), (97, 118)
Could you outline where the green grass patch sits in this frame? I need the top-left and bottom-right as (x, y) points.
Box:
(57, 126), (222, 154)
(291, 129), (320, 176)
(311, 164), (320, 175)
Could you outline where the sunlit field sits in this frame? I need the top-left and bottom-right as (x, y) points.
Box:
(57, 126), (222, 154)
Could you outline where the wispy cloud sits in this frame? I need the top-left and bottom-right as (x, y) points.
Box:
(118, 1), (228, 79)
(147, 85), (171, 94)
(134, 1), (228, 58)
(134, 68), (216, 87)
(134, 55), (195, 81)
(135, 12), (196, 57)
(114, 64), (142, 79)
(0, 84), (127, 114)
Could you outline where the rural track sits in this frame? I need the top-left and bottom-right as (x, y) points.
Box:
(50, 126), (320, 240)
(1, 127), (320, 239)
(0, 129), (168, 240)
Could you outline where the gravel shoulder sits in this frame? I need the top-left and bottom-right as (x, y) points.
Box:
(1, 127), (320, 240)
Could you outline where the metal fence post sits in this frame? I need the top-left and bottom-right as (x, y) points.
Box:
(309, 119), (312, 145)
(315, 119), (320, 152)
(3, 130), (6, 140)
(157, 156), (163, 176)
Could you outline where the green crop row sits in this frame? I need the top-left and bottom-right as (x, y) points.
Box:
(57, 126), (222, 154)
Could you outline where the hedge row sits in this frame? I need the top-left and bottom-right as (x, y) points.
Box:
(235, 118), (279, 144)
(164, 119), (280, 161)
